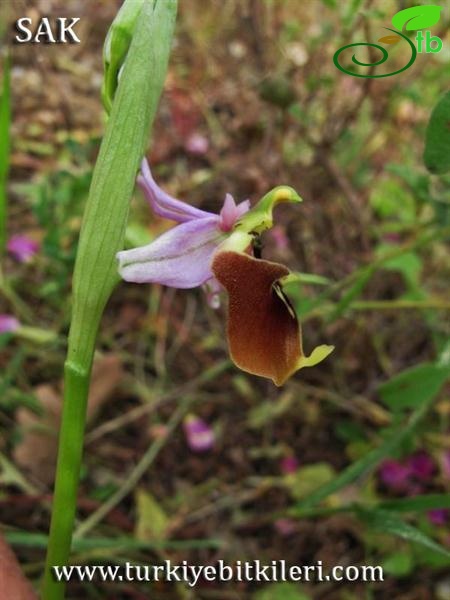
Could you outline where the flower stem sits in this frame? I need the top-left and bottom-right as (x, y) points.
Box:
(42, 362), (91, 598)
(41, 1), (177, 598)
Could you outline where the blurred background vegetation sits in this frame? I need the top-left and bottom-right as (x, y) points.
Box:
(0, 0), (450, 598)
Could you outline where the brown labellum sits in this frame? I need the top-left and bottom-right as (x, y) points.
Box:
(212, 250), (303, 386)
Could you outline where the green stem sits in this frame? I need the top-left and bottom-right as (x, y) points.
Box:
(41, 1), (177, 598)
(42, 362), (91, 594)
(352, 299), (450, 310)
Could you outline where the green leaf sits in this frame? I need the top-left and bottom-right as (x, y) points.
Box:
(379, 494), (450, 514)
(392, 5), (442, 31)
(327, 267), (373, 321)
(335, 420), (367, 443)
(381, 551), (414, 577)
(356, 508), (450, 560)
(369, 178), (416, 221)
(282, 272), (332, 287)
(259, 76), (296, 109)
(0, 453), (37, 495)
(377, 246), (422, 291)
(379, 361), (449, 410)
(385, 163), (430, 205)
(16, 326), (58, 345)
(284, 463), (336, 501)
(247, 393), (295, 428)
(294, 392), (435, 513)
(253, 583), (311, 600)
(424, 91), (450, 175)
(134, 489), (169, 542)
(68, 0), (178, 369)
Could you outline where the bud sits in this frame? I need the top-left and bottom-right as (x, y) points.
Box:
(102, 0), (145, 113)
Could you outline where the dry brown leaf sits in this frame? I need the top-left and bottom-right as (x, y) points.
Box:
(14, 385), (61, 485)
(86, 355), (124, 421)
(13, 355), (124, 485)
(0, 533), (37, 600)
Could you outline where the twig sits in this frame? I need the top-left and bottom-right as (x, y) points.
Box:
(75, 395), (193, 539)
(85, 359), (231, 444)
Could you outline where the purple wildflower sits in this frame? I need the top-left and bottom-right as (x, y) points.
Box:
(408, 451), (435, 482)
(183, 414), (215, 453)
(428, 509), (450, 526)
(7, 235), (39, 263)
(441, 450), (450, 479)
(117, 159), (249, 290)
(0, 314), (20, 334)
(378, 459), (412, 492)
(280, 455), (299, 475)
(185, 133), (209, 155)
(274, 518), (298, 537)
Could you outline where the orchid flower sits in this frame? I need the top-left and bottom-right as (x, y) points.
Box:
(117, 159), (333, 385)
(118, 159), (250, 292)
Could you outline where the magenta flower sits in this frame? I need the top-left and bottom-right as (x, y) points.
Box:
(185, 133), (209, 155)
(441, 450), (450, 479)
(280, 455), (299, 475)
(379, 451), (437, 496)
(274, 518), (298, 537)
(7, 235), (39, 263)
(0, 314), (20, 334)
(183, 414), (215, 452)
(378, 459), (412, 492)
(428, 509), (449, 526)
(408, 451), (435, 482)
(117, 159), (333, 385)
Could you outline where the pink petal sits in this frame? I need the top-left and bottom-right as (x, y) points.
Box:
(185, 133), (209, 155)
(280, 455), (299, 475)
(117, 217), (224, 288)
(408, 451), (435, 482)
(378, 459), (412, 492)
(442, 451), (450, 479)
(218, 194), (250, 232)
(183, 414), (215, 452)
(274, 518), (298, 537)
(235, 199), (251, 218)
(138, 159), (213, 223)
(0, 314), (20, 334)
(202, 277), (222, 309)
(7, 235), (39, 263)
(428, 509), (449, 526)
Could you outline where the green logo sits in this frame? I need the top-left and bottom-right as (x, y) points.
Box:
(334, 5), (443, 78)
